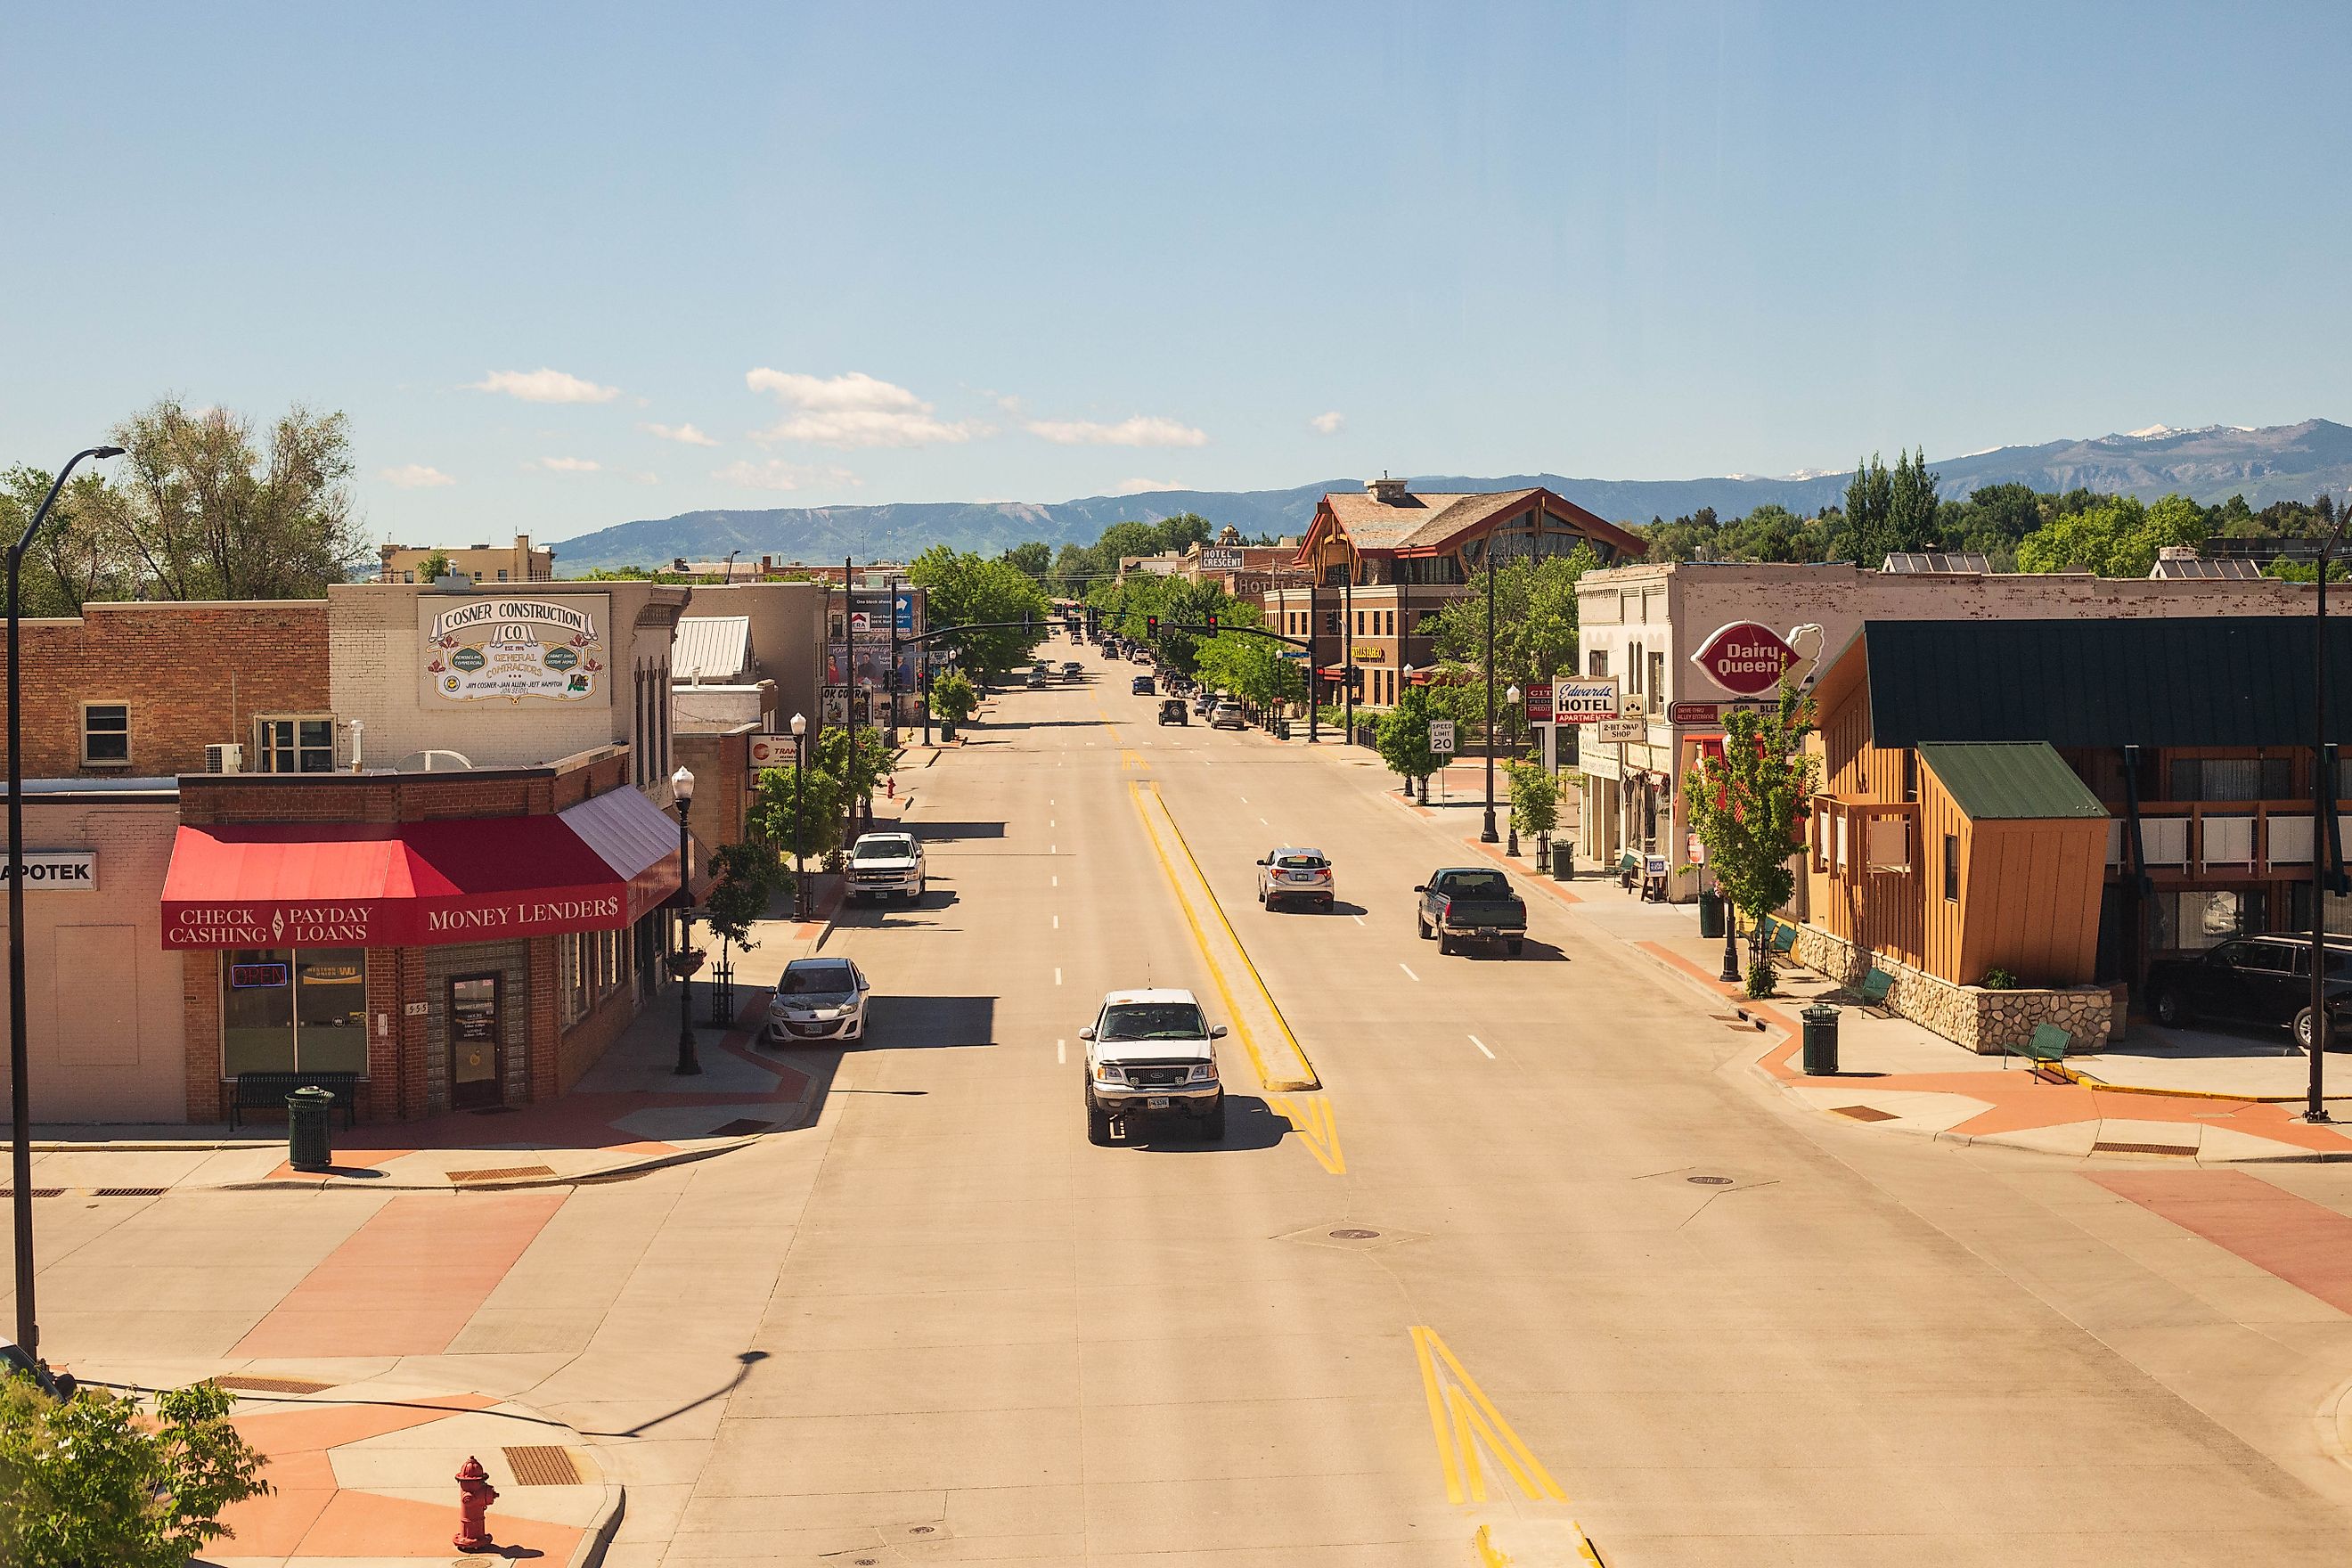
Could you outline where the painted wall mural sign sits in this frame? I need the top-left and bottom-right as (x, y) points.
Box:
(421, 595), (609, 706)
(1688, 622), (1798, 697)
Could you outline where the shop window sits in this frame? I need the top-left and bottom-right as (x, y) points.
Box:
(2170, 757), (2289, 802)
(1943, 834), (1960, 901)
(1646, 651), (1665, 715)
(1588, 649), (1607, 677)
(81, 702), (128, 765)
(257, 715), (337, 773)
(220, 948), (368, 1077)
(1627, 643), (1644, 699)
(2152, 890), (2266, 951)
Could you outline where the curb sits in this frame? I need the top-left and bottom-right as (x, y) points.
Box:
(574, 1472), (626, 1568)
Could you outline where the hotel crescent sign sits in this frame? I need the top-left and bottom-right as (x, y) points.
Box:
(1689, 622), (1798, 697)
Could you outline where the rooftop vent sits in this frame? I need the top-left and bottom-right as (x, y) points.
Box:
(1367, 473), (1410, 504)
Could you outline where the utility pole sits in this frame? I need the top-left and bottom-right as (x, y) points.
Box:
(1481, 543), (1500, 843)
(2311, 502), (2348, 1121)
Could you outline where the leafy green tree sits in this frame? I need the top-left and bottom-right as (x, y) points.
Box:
(0, 1376), (271, 1567)
(910, 544), (1049, 682)
(1000, 540), (1051, 580)
(1425, 547), (1598, 702)
(819, 723), (903, 804)
(1683, 682), (1818, 998)
(928, 666), (979, 726)
(1886, 446), (1940, 554)
(1374, 684), (1442, 795)
(699, 840), (794, 947)
(0, 464), (126, 615)
(1505, 759), (1561, 839)
(2014, 492), (2208, 576)
(1844, 453), (1898, 561)
(749, 762), (845, 862)
(417, 549), (453, 581)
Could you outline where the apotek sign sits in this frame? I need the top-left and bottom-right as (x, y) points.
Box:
(1689, 622), (1797, 697)
(0, 851), (96, 890)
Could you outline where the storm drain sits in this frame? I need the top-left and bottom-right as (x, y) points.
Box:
(216, 1374), (335, 1395)
(1833, 1106), (1898, 1123)
(501, 1444), (582, 1486)
(0, 1189), (63, 1198)
(93, 1186), (170, 1196)
(447, 1165), (556, 1184)
(2094, 1140), (2198, 1157)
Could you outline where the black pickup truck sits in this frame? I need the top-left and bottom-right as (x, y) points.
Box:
(1415, 868), (1528, 956)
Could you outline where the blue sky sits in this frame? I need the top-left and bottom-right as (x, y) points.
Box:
(8, 2), (2350, 547)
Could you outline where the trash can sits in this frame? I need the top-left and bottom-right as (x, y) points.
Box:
(286, 1085), (335, 1172)
(1801, 1004), (1840, 1077)
(1697, 890), (1726, 940)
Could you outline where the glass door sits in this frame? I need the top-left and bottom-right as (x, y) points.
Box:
(448, 975), (502, 1109)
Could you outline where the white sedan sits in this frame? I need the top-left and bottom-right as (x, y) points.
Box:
(1255, 847), (1335, 911)
(765, 957), (870, 1044)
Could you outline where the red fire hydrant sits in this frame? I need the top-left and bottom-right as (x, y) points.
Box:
(453, 1455), (498, 1550)
(886, 774), (896, 800)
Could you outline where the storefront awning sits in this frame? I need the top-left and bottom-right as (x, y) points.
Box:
(161, 788), (683, 950)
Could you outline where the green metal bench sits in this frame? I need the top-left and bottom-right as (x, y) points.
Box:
(2005, 1024), (2073, 1080)
(1851, 968), (1895, 1017)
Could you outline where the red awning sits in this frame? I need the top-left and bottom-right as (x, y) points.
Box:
(161, 790), (683, 950)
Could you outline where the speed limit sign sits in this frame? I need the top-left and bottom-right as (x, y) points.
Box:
(1429, 720), (1457, 754)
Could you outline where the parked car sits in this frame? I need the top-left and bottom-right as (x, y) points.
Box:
(1211, 701), (1246, 731)
(1131, 674), (1156, 696)
(765, 957), (871, 1043)
(1256, 847), (1335, 910)
(1193, 690), (1217, 715)
(1158, 697), (1188, 725)
(0, 1337), (74, 1399)
(846, 830), (926, 903)
(1416, 868), (1528, 955)
(1082, 987), (1227, 1143)
(2145, 935), (2352, 1050)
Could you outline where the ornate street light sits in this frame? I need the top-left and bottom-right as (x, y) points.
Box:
(789, 713), (809, 920)
(670, 764), (700, 1076)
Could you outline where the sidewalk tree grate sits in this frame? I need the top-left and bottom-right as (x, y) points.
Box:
(93, 1186), (170, 1196)
(216, 1374), (335, 1394)
(2094, 1140), (2198, 1157)
(448, 1165), (556, 1183)
(502, 1444), (582, 1485)
(1833, 1107), (1899, 1123)
(0, 1189), (64, 1198)
(709, 1118), (777, 1137)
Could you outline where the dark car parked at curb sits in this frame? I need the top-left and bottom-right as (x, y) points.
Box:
(1416, 868), (1527, 955)
(2144, 935), (2352, 1051)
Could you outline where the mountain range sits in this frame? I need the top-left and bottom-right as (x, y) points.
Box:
(549, 418), (2352, 573)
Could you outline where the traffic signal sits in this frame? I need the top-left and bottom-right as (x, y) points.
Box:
(1348, 666), (1365, 696)
(1204, 612), (1219, 633)
(1146, 615), (1158, 639)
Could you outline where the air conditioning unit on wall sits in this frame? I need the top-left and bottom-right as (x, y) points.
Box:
(204, 743), (243, 774)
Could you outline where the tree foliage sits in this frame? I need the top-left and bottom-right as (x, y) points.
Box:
(1424, 548), (1598, 722)
(700, 840), (794, 947)
(1373, 684), (1443, 788)
(749, 758), (845, 862)
(909, 544), (1049, 682)
(1683, 681), (1817, 999)
(1505, 758), (1561, 837)
(928, 666), (979, 724)
(2013, 492), (2207, 576)
(1049, 513), (1219, 598)
(0, 465), (127, 616)
(0, 1376), (271, 1566)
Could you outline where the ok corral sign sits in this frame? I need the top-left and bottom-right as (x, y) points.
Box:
(1689, 622), (1797, 697)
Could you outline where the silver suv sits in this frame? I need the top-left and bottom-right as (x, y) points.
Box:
(1082, 988), (1227, 1144)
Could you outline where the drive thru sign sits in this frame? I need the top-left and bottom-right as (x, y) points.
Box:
(1553, 677), (1621, 722)
(1429, 720), (1457, 754)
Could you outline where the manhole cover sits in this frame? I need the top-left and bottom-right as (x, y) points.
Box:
(1687, 1175), (1735, 1185)
(1329, 1228), (1381, 1240)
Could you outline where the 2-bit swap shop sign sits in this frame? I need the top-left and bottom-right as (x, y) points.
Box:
(1689, 623), (1797, 696)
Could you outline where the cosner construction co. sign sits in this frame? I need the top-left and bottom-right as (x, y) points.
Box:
(163, 893), (629, 950)
(1688, 622), (1799, 697)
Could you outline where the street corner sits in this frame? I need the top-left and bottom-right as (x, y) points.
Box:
(203, 1380), (622, 1567)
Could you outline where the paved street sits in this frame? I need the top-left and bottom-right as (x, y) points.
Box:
(20, 635), (2352, 1564)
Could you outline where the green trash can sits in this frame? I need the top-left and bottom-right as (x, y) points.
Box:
(1697, 891), (1726, 941)
(1801, 1004), (1840, 1076)
(286, 1085), (336, 1172)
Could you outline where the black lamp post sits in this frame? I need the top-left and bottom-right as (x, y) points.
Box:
(1481, 546), (1499, 843)
(10, 444), (119, 1361)
(789, 712), (809, 920)
(2310, 502), (2349, 1122)
(1505, 685), (1522, 855)
(671, 764), (700, 1076)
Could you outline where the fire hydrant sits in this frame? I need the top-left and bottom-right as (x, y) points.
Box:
(886, 774), (896, 800)
(453, 1455), (498, 1551)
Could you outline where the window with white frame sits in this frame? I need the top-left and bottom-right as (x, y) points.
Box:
(257, 715), (337, 773)
(81, 702), (129, 765)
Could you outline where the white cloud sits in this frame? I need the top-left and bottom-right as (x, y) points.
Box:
(535, 456), (601, 472)
(379, 463), (454, 489)
(1112, 478), (1184, 495)
(1310, 411), (1346, 436)
(715, 459), (861, 492)
(641, 421), (719, 447)
(745, 369), (981, 448)
(467, 367), (621, 404)
(1025, 414), (1207, 448)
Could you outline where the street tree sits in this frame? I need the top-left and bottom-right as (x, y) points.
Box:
(1682, 680), (1817, 998)
(699, 840), (794, 949)
(1000, 540), (1050, 580)
(0, 1376), (271, 1567)
(749, 761), (845, 863)
(911, 544), (1049, 682)
(1374, 684), (1443, 796)
(1506, 758), (1561, 844)
(2014, 492), (2207, 577)
(1425, 547), (1597, 705)
(928, 667), (979, 731)
(0, 464), (128, 615)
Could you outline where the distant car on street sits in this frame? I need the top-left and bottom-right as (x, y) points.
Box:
(1416, 868), (1527, 956)
(1131, 674), (1156, 695)
(846, 830), (926, 903)
(765, 957), (871, 1045)
(2144, 935), (2352, 1050)
(1081, 987), (1227, 1144)
(1256, 847), (1335, 911)
(1061, 660), (1084, 680)
(1194, 690), (1217, 715)
(1158, 697), (1188, 725)
(1211, 701), (1246, 730)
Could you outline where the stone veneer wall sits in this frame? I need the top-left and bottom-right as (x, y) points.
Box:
(1789, 922), (2113, 1055)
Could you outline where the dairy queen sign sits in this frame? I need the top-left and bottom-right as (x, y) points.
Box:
(1688, 622), (1799, 697)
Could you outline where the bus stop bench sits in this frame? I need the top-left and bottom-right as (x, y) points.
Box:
(229, 1072), (359, 1131)
(2005, 1025), (2074, 1082)
(1833, 967), (1896, 1018)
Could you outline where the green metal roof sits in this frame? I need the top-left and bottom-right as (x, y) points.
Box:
(1917, 742), (2108, 821)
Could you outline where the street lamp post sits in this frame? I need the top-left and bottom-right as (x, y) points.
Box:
(2311, 503), (2349, 1122)
(1342, 568), (1355, 745)
(1481, 547), (1499, 843)
(1305, 581), (1319, 744)
(10, 444), (119, 1360)
(789, 713), (809, 920)
(671, 764), (700, 1076)
(1505, 685), (1522, 855)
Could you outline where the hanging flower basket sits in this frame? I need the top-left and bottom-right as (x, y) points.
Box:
(666, 948), (707, 979)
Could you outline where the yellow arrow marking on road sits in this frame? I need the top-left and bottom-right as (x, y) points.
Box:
(1263, 1092), (1344, 1176)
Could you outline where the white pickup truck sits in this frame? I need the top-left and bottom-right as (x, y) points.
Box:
(1081, 987), (1228, 1145)
(846, 831), (926, 904)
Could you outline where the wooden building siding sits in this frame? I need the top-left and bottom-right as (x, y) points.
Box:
(1921, 764), (1969, 980)
(1957, 818), (2105, 986)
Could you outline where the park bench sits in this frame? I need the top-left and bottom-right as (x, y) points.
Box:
(1758, 917), (1801, 969)
(228, 1071), (360, 1131)
(1617, 849), (1641, 890)
(2005, 1024), (2074, 1082)
(1850, 967), (1896, 1018)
